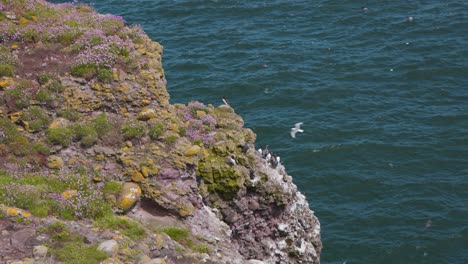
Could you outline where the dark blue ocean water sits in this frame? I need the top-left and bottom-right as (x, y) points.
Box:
(53, 1), (468, 263)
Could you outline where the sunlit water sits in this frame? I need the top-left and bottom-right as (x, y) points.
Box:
(51, 1), (468, 263)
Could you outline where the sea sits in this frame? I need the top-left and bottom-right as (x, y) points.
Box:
(50, 1), (468, 263)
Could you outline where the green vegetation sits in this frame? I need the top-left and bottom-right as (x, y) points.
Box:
(73, 125), (98, 147)
(57, 109), (81, 122)
(91, 113), (112, 138)
(149, 123), (164, 140)
(23, 106), (51, 132)
(103, 181), (122, 195)
(70, 64), (96, 79)
(36, 89), (52, 104)
(46, 127), (73, 147)
(0, 171), (111, 219)
(121, 122), (146, 140)
(48, 80), (66, 93)
(43, 222), (108, 264)
(32, 142), (51, 155)
(96, 214), (146, 240)
(4, 87), (30, 110)
(158, 226), (190, 242)
(0, 118), (32, 156)
(0, 64), (14, 77)
(156, 226), (210, 253)
(97, 68), (113, 83)
(164, 135), (178, 145)
(37, 73), (54, 85)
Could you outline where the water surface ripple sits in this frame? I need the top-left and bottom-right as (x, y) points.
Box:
(52, 1), (468, 262)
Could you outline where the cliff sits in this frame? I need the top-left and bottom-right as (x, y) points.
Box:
(0, 1), (322, 263)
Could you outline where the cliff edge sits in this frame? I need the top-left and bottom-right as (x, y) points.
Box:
(0, 1), (322, 263)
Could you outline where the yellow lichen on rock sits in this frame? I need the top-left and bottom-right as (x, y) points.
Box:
(117, 183), (141, 212)
(131, 170), (145, 182)
(47, 155), (64, 169)
(137, 107), (156, 121)
(0, 78), (11, 88)
(6, 207), (19, 216)
(141, 166), (149, 177)
(8, 111), (23, 122)
(49, 118), (70, 129)
(3, 206), (32, 218)
(19, 17), (30, 24)
(62, 190), (78, 199)
(184, 145), (201, 157)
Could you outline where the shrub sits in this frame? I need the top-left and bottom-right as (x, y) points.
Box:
(32, 142), (50, 155)
(48, 80), (65, 93)
(121, 123), (146, 140)
(37, 73), (54, 85)
(97, 68), (113, 83)
(164, 135), (178, 145)
(23, 106), (51, 132)
(53, 242), (107, 264)
(103, 181), (122, 195)
(149, 123), (164, 140)
(36, 89), (52, 104)
(44, 222), (108, 264)
(70, 64), (96, 79)
(0, 64), (14, 77)
(91, 113), (112, 137)
(46, 127), (73, 147)
(57, 109), (81, 122)
(4, 88), (30, 110)
(73, 125), (98, 147)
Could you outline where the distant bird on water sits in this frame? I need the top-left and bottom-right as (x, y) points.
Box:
(290, 122), (304, 138)
(222, 96), (230, 107)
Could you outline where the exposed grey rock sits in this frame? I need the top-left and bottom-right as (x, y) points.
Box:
(97, 240), (119, 257)
(33, 245), (48, 259)
(11, 228), (36, 252)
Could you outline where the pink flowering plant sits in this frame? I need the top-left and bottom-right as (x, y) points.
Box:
(0, 170), (110, 219)
(178, 101), (218, 146)
(0, 0), (145, 78)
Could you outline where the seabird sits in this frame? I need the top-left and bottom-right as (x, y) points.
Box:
(270, 154), (278, 168)
(263, 145), (270, 159)
(257, 147), (262, 156)
(266, 153), (271, 161)
(276, 154), (280, 164)
(228, 155), (237, 166)
(222, 96), (230, 106)
(290, 122), (304, 138)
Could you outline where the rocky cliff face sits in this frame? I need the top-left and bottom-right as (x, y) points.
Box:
(0, 1), (321, 263)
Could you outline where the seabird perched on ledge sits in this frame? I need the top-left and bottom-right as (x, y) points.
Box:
(228, 155), (237, 166)
(262, 145), (270, 159)
(222, 96), (230, 107)
(270, 154), (279, 168)
(290, 122), (304, 138)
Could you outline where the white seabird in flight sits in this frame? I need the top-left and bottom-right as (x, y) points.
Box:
(290, 122), (304, 138)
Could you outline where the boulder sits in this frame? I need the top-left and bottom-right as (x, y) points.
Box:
(117, 182), (142, 212)
(97, 240), (119, 257)
(46, 155), (64, 169)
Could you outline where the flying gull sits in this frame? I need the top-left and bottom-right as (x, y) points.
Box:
(290, 122), (304, 138)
